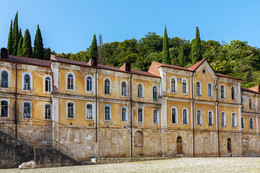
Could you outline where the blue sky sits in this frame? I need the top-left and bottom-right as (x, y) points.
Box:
(0, 0), (260, 53)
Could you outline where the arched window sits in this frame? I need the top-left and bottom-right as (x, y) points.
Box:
(231, 87), (235, 100)
(196, 109), (202, 125)
(67, 102), (75, 118)
(1, 70), (8, 88)
(196, 81), (201, 96)
(221, 112), (226, 127)
(67, 73), (74, 90)
(208, 111), (213, 126)
(153, 109), (159, 123)
(182, 108), (188, 124)
(208, 83), (212, 97)
(137, 83), (143, 98)
(23, 101), (31, 119)
(104, 79), (110, 94)
(86, 104), (93, 119)
(45, 77), (51, 92)
(121, 106), (128, 122)
(250, 118), (254, 129)
(86, 77), (92, 92)
(171, 77), (176, 92)
(104, 105), (111, 120)
(45, 104), (51, 119)
(182, 79), (187, 94)
(153, 86), (158, 101)
(121, 82), (127, 96)
(232, 113), (236, 127)
(138, 108), (143, 122)
(220, 85), (225, 99)
(24, 74), (31, 90)
(249, 98), (253, 110)
(171, 107), (177, 124)
(0, 100), (8, 117)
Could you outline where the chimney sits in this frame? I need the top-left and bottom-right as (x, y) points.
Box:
(1, 48), (8, 59)
(125, 61), (131, 72)
(91, 56), (97, 66)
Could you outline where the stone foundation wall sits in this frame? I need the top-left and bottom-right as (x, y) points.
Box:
(219, 132), (242, 157)
(242, 134), (259, 156)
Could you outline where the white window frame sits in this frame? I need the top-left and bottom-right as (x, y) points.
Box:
(221, 111), (226, 127)
(137, 107), (144, 123)
(196, 81), (201, 96)
(170, 76), (177, 93)
(0, 99), (9, 118)
(208, 82), (213, 97)
(43, 103), (52, 120)
(250, 117), (254, 129)
(121, 80), (128, 97)
(231, 112), (236, 127)
(249, 98), (253, 110)
(104, 78), (111, 94)
(220, 84), (225, 99)
(22, 101), (32, 119)
(43, 75), (52, 93)
(182, 108), (189, 125)
(121, 106), (128, 122)
(152, 85), (159, 101)
(208, 110), (214, 126)
(22, 72), (33, 91)
(153, 109), (159, 124)
(86, 103), (93, 120)
(171, 106), (178, 124)
(0, 69), (10, 89)
(85, 75), (93, 93)
(196, 109), (202, 125)
(104, 104), (112, 121)
(137, 83), (144, 98)
(66, 72), (75, 91)
(182, 78), (188, 94)
(66, 101), (75, 119)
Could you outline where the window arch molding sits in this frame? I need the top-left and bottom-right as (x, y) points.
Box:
(104, 104), (112, 120)
(182, 107), (189, 125)
(196, 108), (202, 125)
(220, 84), (225, 99)
(196, 80), (202, 96)
(137, 106), (144, 123)
(43, 75), (52, 93)
(66, 72), (75, 91)
(0, 69), (10, 88)
(171, 106), (178, 124)
(86, 103), (94, 120)
(121, 106), (128, 122)
(249, 98), (253, 110)
(220, 111), (226, 127)
(0, 99), (9, 118)
(137, 82), (144, 98)
(207, 82), (213, 97)
(120, 80), (128, 97)
(103, 77), (111, 94)
(152, 84), (159, 101)
(231, 112), (236, 127)
(22, 72), (33, 91)
(85, 75), (94, 93)
(153, 109), (159, 124)
(182, 78), (188, 94)
(170, 76), (177, 93)
(66, 101), (75, 119)
(22, 100), (32, 119)
(208, 110), (214, 126)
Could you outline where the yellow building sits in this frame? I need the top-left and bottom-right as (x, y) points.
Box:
(0, 47), (259, 161)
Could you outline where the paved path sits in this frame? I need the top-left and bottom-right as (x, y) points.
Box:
(1, 157), (260, 173)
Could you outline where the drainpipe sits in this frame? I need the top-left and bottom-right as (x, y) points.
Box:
(216, 78), (220, 157)
(191, 73), (195, 157)
(130, 73), (133, 157)
(14, 63), (18, 138)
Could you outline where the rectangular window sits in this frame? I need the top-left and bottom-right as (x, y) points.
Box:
(86, 104), (93, 119)
(153, 109), (158, 123)
(45, 105), (51, 119)
(241, 117), (244, 129)
(138, 108), (143, 122)
(250, 118), (254, 129)
(67, 103), (74, 118)
(23, 102), (31, 118)
(105, 106), (111, 120)
(232, 113), (236, 127)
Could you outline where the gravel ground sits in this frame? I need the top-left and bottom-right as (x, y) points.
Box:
(1, 157), (260, 173)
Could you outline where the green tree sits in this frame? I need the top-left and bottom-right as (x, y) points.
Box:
(191, 26), (202, 63)
(17, 36), (23, 56)
(33, 25), (44, 59)
(12, 12), (19, 55)
(162, 26), (171, 64)
(177, 41), (185, 66)
(89, 34), (98, 59)
(7, 20), (13, 54)
(98, 34), (106, 64)
(22, 29), (33, 57)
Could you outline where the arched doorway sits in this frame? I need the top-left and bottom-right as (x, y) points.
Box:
(134, 131), (143, 156)
(227, 138), (232, 154)
(177, 136), (182, 154)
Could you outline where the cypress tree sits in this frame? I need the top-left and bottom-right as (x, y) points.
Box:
(17, 36), (23, 56)
(178, 41), (185, 67)
(12, 12), (19, 55)
(33, 25), (44, 59)
(7, 20), (13, 55)
(89, 34), (98, 59)
(19, 28), (22, 39)
(22, 29), (33, 57)
(162, 25), (170, 64)
(191, 26), (202, 64)
(98, 34), (106, 64)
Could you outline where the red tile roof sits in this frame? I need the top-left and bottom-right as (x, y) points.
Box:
(249, 85), (260, 92)
(241, 87), (260, 94)
(0, 55), (50, 67)
(216, 73), (241, 80)
(188, 59), (206, 71)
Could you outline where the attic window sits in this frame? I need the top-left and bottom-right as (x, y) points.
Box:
(202, 69), (206, 74)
